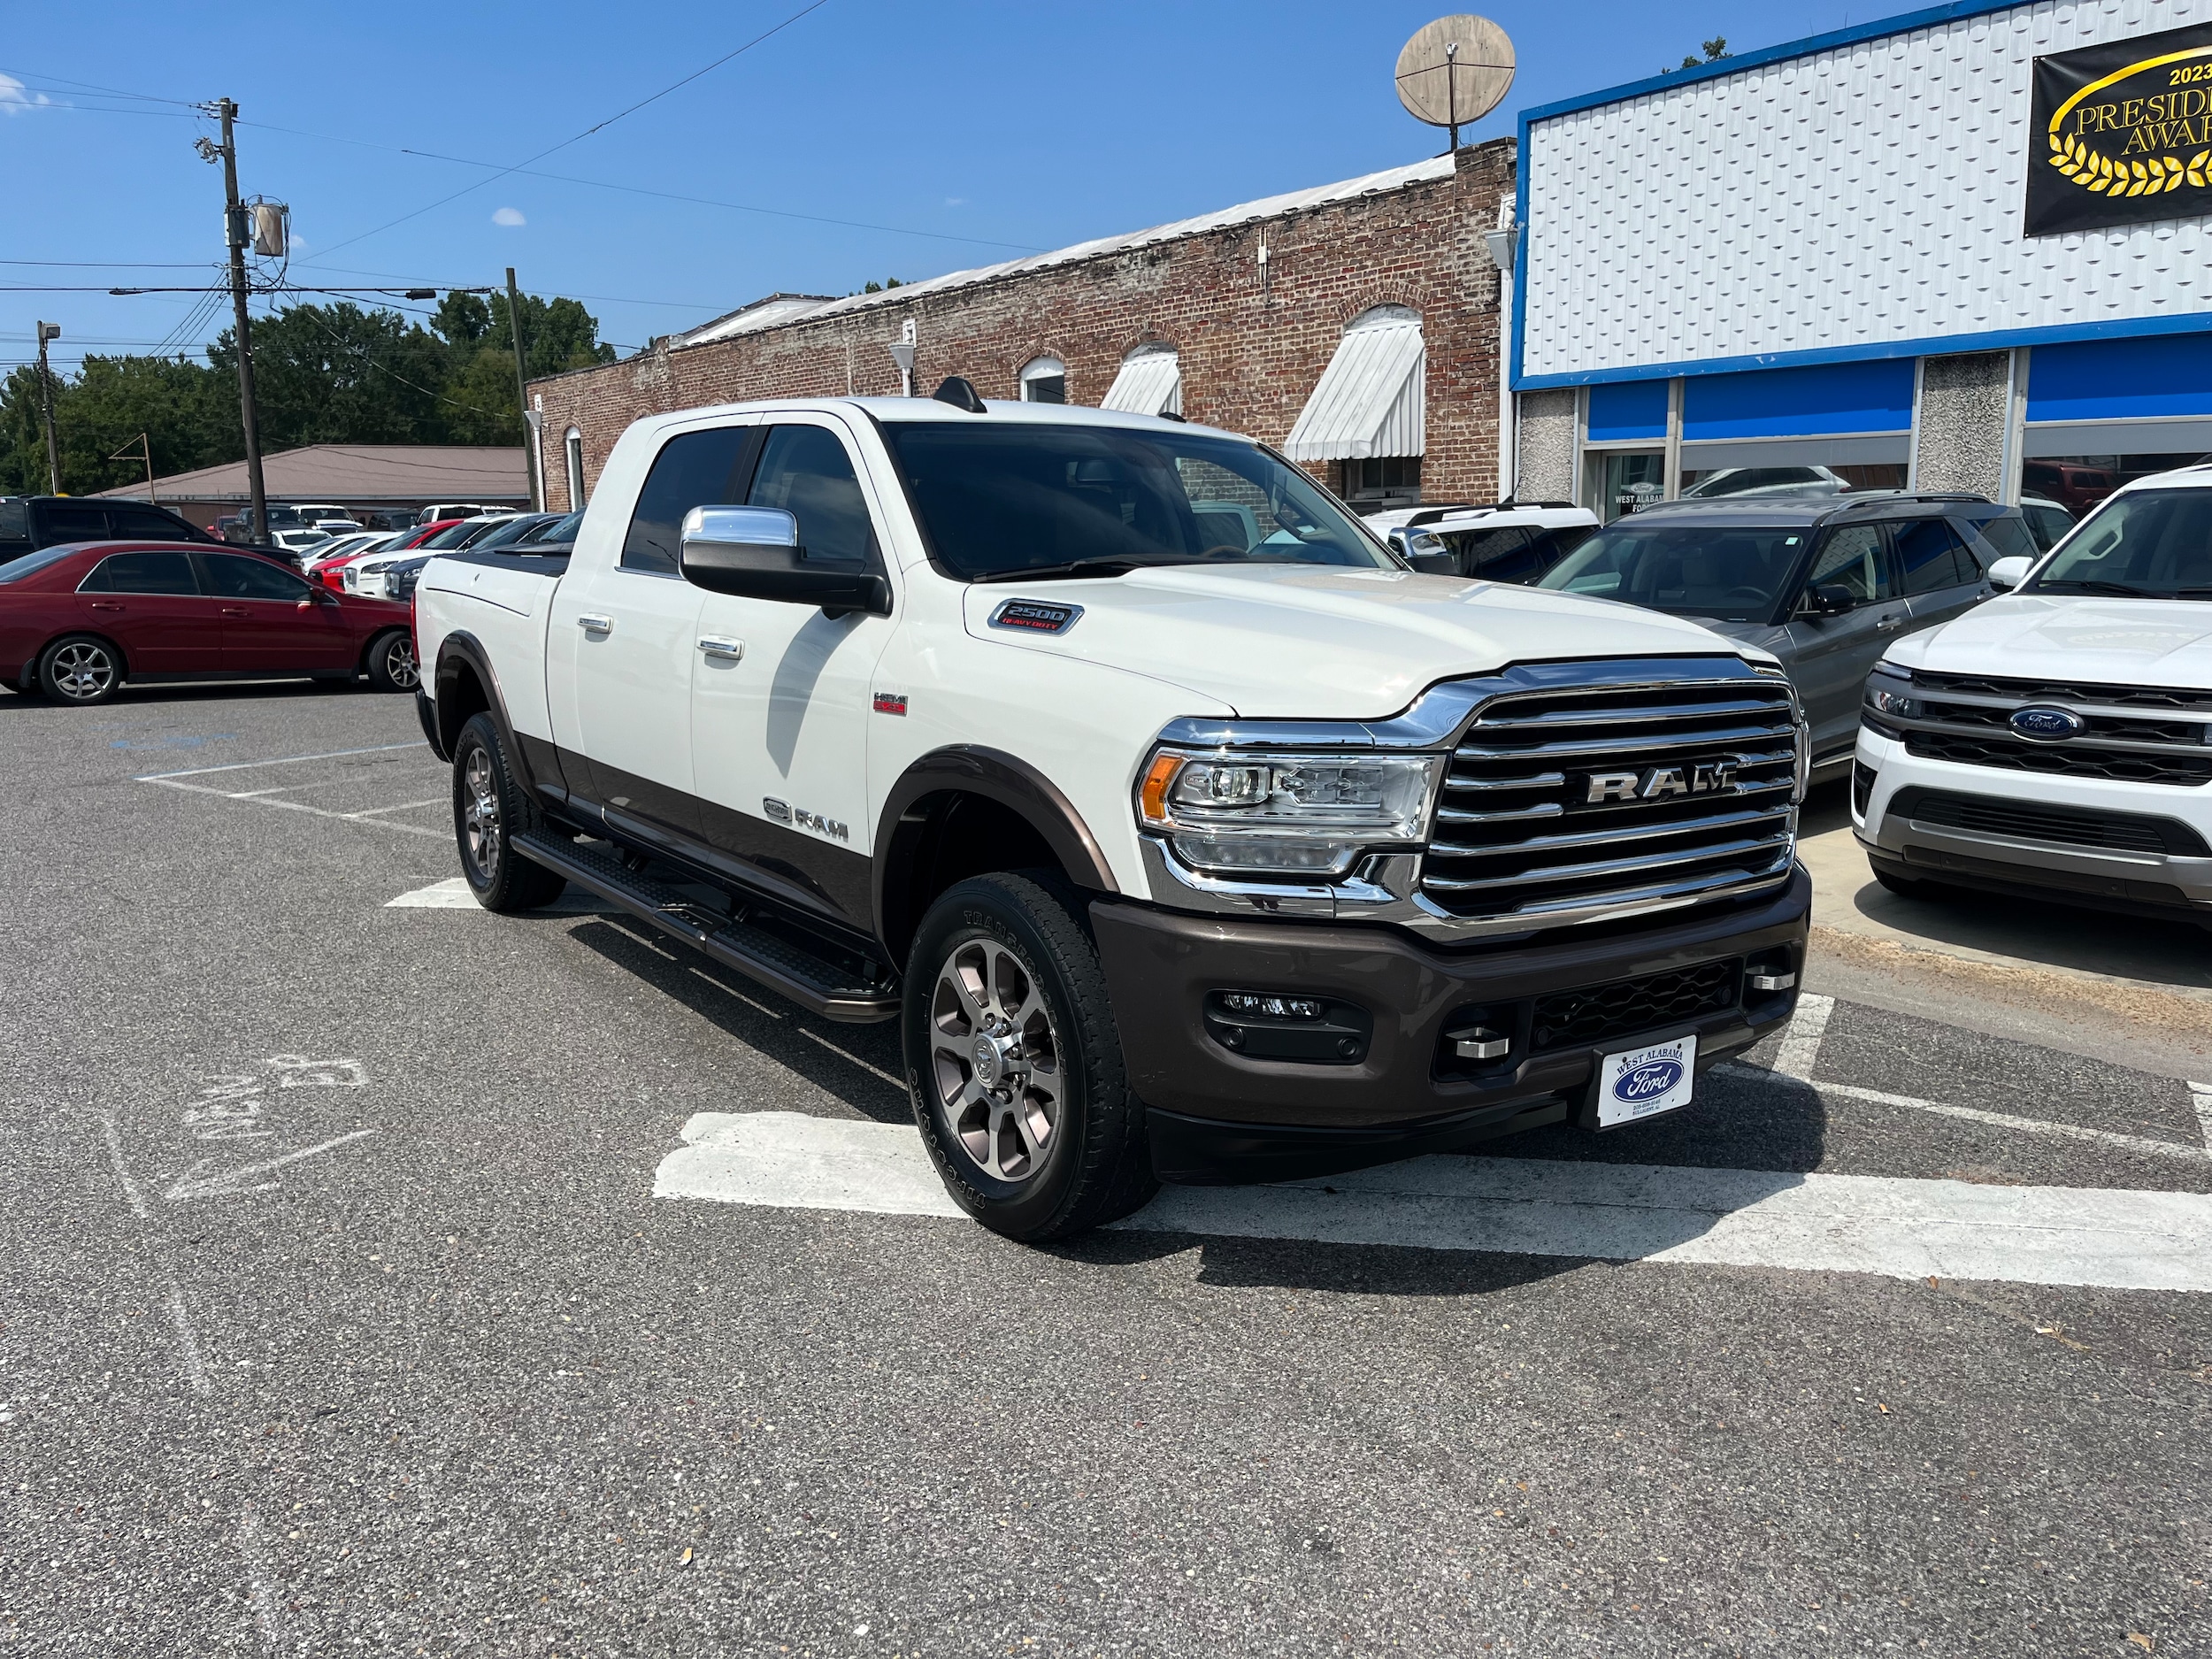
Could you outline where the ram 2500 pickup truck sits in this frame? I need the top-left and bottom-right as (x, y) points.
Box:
(412, 385), (1811, 1240)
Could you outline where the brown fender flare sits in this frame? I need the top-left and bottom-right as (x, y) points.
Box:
(872, 745), (1119, 957)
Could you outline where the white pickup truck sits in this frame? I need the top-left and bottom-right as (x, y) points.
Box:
(412, 383), (1811, 1240)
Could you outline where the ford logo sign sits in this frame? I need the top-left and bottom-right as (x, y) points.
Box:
(1612, 1060), (1685, 1103)
(2008, 705), (2085, 741)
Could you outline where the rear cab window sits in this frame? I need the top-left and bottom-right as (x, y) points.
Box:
(624, 426), (753, 575)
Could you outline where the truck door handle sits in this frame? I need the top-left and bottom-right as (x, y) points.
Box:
(697, 636), (744, 661)
(577, 614), (614, 634)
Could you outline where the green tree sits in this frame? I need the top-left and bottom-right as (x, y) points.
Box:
(0, 354), (230, 496)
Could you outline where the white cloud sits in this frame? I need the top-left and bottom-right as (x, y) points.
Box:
(944, 196), (966, 207)
(0, 74), (53, 117)
(492, 206), (526, 227)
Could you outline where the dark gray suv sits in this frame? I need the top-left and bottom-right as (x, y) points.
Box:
(1536, 494), (2032, 776)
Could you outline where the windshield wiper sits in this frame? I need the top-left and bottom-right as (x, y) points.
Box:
(2035, 578), (2167, 598)
(969, 556), (1198, 585)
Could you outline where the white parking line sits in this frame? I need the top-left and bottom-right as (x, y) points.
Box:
(1770, 992), (1834, 1080)
(385, 876), (613, 913)
(654, 1112), (2212, 1293)
(132, 741), (426, 781)
(2190, 1082), (2212, 1150)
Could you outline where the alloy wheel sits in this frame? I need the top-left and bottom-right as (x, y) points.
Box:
(50, 642), (114, 702)
(385, 635), (420, 690)
(461, 746), (501, 882)
(929, 938), (1063, 1184)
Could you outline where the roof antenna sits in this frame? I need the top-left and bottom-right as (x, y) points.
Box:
(932, 376), (987, 413)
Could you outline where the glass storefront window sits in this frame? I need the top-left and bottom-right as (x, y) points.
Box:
(1677, 463), (1906, 496)
(1586, 450), (1666, 524)
(2016, 454), (2212, 518)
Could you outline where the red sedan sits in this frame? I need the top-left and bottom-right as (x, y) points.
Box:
(0, 541), (418, 706)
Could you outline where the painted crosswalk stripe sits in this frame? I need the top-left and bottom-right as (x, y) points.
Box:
(654, 1111), (2212, 1293)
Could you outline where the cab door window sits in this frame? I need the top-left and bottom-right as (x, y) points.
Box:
(40, 504), (111, 544)
(747, 424), (878, 567)
(1893, 518), (1976, 595)
(1799, 525), (1891, 609)
(622, 426), (754, 575)
(107, 505), (199, 541)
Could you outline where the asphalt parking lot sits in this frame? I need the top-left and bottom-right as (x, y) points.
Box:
(3, 683), (2208, 1657)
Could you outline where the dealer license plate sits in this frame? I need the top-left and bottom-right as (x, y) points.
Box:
(1594, 1034), (1697, 1127)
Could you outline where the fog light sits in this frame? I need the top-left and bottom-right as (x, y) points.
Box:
(1448, 1026), (1510, 1061)
(1220, 992), (1325, 1021)
(1747, 971), (1796, 992)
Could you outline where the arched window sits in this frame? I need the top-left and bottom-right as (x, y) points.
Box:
(1285, 306), (1425, 506)
(1018, 357), (1066, 404)
(564, 428), (586, 509)
(1102, 343), (1181, 418)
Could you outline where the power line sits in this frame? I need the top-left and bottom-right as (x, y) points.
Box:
(0, 65), (206, 107)
(310, 0), (833, 260)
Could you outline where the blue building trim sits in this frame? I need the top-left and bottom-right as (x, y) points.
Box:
(2027, 334), (2212, 422)
(1586, 380), (1669, 442)
(1505, 0), (2207, 394)
(1517, 310), (2212, 393)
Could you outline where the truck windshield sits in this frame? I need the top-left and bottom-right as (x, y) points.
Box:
(1536, 520), (1810, 623)
(2028, 488), (2212, 597)
(881, 422), (1394, 580)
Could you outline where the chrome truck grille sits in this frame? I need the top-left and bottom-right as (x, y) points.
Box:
(1421, 663), (1804, 926)
(1880, 670), (2212, 788)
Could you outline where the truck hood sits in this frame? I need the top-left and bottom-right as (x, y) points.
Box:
(1884, 595), (2212, 687)
(961, 563), (1763, 719)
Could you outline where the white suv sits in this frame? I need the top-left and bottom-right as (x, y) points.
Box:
(1855, 464), (2212, 922)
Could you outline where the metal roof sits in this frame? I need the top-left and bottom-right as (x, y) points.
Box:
(1100, 350), (1181, 418)
(1282, 316), (1425, 462)
(90, 444), (529, 504)
(665, 155), (1459, 349)
(673, 292), (838, 349)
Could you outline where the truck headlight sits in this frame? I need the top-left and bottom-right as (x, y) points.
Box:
(1863, 664), (1920, 719)
(1137, 749), (1441, 877)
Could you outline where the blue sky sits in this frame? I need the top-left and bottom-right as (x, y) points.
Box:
(4, 0), (1872, 375)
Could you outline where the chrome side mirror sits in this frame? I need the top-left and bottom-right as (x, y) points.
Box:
(679, 504), (888, 615)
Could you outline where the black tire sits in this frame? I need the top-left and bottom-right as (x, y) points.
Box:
(1871, 864), (1930, 897)
(452, 711), (567, 912)
(365, 629), (420, 693)
(903, 872), (1157, 1242)
(37, 634), (121, 705)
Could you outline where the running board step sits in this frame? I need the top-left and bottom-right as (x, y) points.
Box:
(512, 831), (900, 1024)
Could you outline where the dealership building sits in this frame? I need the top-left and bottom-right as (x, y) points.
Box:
(1509, 0), (2212, 521)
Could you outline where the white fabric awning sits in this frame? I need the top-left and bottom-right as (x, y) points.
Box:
(1283, 318), (1425, 462)
(1102, 350), (1182, 417)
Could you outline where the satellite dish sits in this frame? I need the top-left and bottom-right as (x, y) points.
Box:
(1395, 15), (1515, 149)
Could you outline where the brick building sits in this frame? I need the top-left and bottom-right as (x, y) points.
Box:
(529, 140), (1515, 514)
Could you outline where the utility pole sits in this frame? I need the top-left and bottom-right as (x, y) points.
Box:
(35, 322), (62, 494)
(504, 267), (541, 510)
(202, 101), (266, 540)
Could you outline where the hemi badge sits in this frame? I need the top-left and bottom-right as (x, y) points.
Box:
(988, 598), (1084, 634)
(873, 691), (908, 716)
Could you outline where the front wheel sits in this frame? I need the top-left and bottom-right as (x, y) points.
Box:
(451, 712), (567, 912)
(365, 629), (419, 692)
(903, 872), (1157, 1241)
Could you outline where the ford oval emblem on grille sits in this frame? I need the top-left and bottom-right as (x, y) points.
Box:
(2008, 705), (2085, 741)
(1612, 1060), (1685, 1103)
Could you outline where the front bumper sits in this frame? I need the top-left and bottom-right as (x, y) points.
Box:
(1854, 726), (2212, 920)
(1089, 867), (1809, 1184)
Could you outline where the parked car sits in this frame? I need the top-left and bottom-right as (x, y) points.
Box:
(2021, 460), (2116, 517)
(317, 520), (468, 591)
(268, 528), (334, 558)
(2, 495), (229, 556)
(1536, 493), (2024, 776)
(1855, 463), (2212, 920)
(413, 391), (1810, 1240)
(503, 509), (583, 557)
(1356, 502), (1481, 533)
(417, 502), (496, 526)
(0, 540), (417, 704)
(1680, 465), (1853, 500)
(1392, 503), (1599, 584)
(2018, 495), (2075, 552)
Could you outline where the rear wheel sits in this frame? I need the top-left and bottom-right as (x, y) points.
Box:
(452, 712), (566, 912)
(365, 629), (419, 692)
(903, 872), (1157, 1241)
(37, 635), (119, 705)
(1871, 864), (1932, 897)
